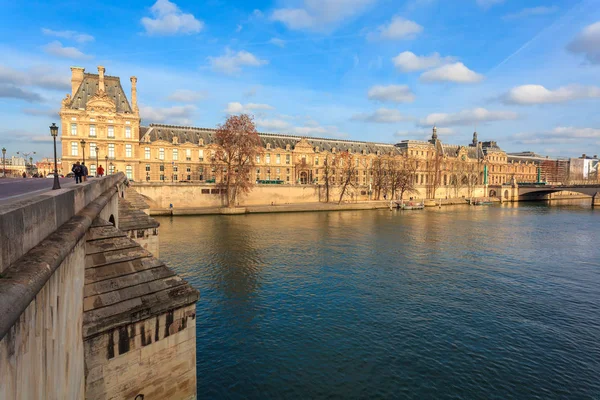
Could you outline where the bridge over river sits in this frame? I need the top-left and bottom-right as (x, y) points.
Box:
(0, 173), (198, 400)
(489, 183), (600, 207)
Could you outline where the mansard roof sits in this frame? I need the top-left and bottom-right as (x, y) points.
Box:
(142, 124), (401, 155)
(69, 73), (133, 114)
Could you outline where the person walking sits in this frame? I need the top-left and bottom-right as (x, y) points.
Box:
(81, 162), (89, 182)
(72, 161), (83, 184)
(97, 165), (104, 177)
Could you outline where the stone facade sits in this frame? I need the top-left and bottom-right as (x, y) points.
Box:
(59, 66), (540, 200)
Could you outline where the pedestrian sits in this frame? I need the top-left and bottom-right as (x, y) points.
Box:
(97, 165), (104, 177)
(81, 162), (89, 182)
(72, 161), (83, 184)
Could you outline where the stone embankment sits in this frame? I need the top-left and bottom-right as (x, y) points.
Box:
(148, 197), (503, 216)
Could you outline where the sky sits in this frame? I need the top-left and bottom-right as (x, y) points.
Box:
(0, 0), (599, 160)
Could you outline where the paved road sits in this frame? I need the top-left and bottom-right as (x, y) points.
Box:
(0, 177), (76, 204)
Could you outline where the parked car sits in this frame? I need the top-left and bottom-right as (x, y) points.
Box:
(66, 172), (74, 178)
(46, 173), (55, 178)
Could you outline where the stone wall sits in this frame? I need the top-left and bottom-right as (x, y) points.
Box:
(124, 226), (160, 257)
(0, 241), (86, 400)
(132, 182), (488, 210)
(84, 305), (197, 400)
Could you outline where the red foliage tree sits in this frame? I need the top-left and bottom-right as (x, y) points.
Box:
(214, 114), (261, 207)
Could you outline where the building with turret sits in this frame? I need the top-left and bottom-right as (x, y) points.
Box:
(59, 66), (543, 200)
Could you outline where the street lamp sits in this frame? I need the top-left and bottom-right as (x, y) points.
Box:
(95, 146), (99, 176)
(1, 147), (5, 178)
(105, 155), (109, 175)
(50, 123), (61, 190)
(17, 151), (36, 177)
(80, 139), (86, 165)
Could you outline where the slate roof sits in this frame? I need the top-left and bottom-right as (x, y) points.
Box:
(69, 73), (133, 114)
(142, 123), (401, 155)
(83, 218), (198, 338)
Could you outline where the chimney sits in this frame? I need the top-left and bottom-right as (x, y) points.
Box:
(70, 66), (85, 97)
(130, 76), (138, 111)
(582, 154), (586, 159)
(98, 66), (105, 92)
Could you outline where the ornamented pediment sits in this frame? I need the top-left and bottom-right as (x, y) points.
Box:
(294, 138), (314, 151)
(86, 90), (116, 113)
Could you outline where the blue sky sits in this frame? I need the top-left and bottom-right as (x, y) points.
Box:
(0, 0), (599, 159)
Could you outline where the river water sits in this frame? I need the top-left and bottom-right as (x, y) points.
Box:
(156, 201), (600, 399)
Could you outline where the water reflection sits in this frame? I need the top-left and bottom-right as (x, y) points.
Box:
(157, 202), (600, 400)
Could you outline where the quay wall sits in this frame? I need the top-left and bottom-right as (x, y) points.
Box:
(132, 182), (488, 210)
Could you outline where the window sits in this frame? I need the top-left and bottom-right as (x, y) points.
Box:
(256, 155), (261, 163)
(145, 164), (151, 172)
(125, 126), (131, 138)
(107, 126), (114, 138)
(90, 164), (96, 176)
(126, 166), (133, 180)
(276, 154), (281, 164)
(108, 143), (115, 158)
(186, 149), (191, 161)
(173, 149), (178, 160)
(71, 142), (78, 156)
(266, 154), (271, 164)
(125, 144), (132, 158)
(145, 147), (150, 160)
(199, 149), (204, 162)
(159, 148), (165, 160)
(315, 156), (319, 166)
(160, 164), (164, 172)
(173, 165), (178, 173)
(286, 154), (290, 164)
(89, 125), (96, 137)
(160, 174), (165, 181)
(71, 124), (77, 136)
(109, 165), (115, 174)
(89, 143), (96, 158)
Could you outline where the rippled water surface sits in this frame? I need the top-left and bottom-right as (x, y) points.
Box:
(156, 202), (600, 399)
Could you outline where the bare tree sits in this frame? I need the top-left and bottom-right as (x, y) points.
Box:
(337, 151), (358, 204)
(214, 114), (261, 207)
(321, 153), (335, 203)
(371, 157), (389, 200)
(397, 155), (419, 202)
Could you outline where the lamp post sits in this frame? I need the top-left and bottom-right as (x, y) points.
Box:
(105, 155), (109, 175)
(50, 123), (61, 190)
(95, 146), (99, 176)
(1, 147), (5, 178)
(80, 139), (86, 165)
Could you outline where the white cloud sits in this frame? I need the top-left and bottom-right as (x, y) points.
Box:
(269, 38), (286, 48)
(567, 21), (600, 64)
(236, 24), (243, 33)
(367, 85), (415, 103)
(392, 51), (455, 72)
(41, 28), (94, 43)
(370, 16), (423, 40)
(271, 0), (376, 32)
(225, 102), (274, 114)
(502, 84), (600, 105)
(420, 107), (518, 127)
(503, 6), (559, 20)
(255, 118), (291, 131)
(352, 108), (412, 123)
(420, 62), (483, 83)
(208, 49), (268, 74)
(140, 104), (196, 125)
(43, 41), (91, 59)
(511, 127), (600, 145)
(167, 89), (207, 102)
(0, 65), (70, 91)
(0, 84), (43, 102)
(476, 0), (504, 9)
(141, 0), (204, 36)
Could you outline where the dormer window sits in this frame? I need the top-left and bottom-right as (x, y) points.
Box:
(315, 146), (320, 152)
(286, 144), (291, 151)
(172, 136), (179, 145)
(199, 138), (204, 146)
(266, 143), (271, 150)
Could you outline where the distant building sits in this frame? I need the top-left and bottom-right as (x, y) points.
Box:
(36, 158), (62, 176)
